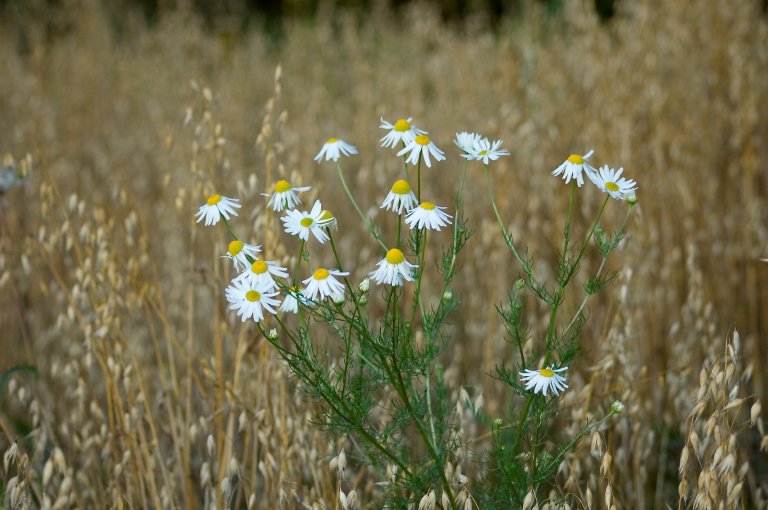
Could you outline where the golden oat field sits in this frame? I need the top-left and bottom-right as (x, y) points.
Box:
(0, 0), (767, 508)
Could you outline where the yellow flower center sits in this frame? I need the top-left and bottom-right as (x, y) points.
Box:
(391, 179), (411, 195)
(251, 260), (268, 274)
(275, 180), (291, 193)
(300, 217), (314, 228)
(421, 201), (436, 210)
(314, 268), (330, 280)
(415, 134), (430, 146)
(207, 194), (222, 206)
(326, 137), (339, 144)
(385, 248), (405, 265)
(320, 210), (334, 221)
(539, 368), (555, 377)
(245, 290), (261, 302)
(605, 182), (619, 192)
(393, 119), (411, 132)
(228, 240), (244, 256)
(567, 154), (584, 165)
(479, 150), (488, 156)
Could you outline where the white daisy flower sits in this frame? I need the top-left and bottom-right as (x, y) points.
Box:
(226, 239), (262, 271)
(319, 209), (338, 231)
(279, 286), (312, 314)
(590, 165), (638, 200)
(303, 268), (349, 301)
(404, 201), (452, 231)
(454, 131), (482, 155)
(552, 150), (597, 187)
(261, 179), (311, 212)
(238, 259), (289, 291)
(380, 179), (418, 215)
(519, 366), (568, 397)
(225, 279), (280, 323)
(314, 138), (358, 162)
(195, 194), (241, 226)
(397, 135), (446, 168)
(379, 117), (427, 148)
(463, 138), (510, 164)
(369, 248), (418, 286)
(281, 200), (330, 243)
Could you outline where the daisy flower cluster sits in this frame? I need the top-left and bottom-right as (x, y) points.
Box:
(551, 149), (638, 199)
(196, 117), (638, 405)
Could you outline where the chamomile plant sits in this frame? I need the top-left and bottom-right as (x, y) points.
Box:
(195, 117), (635, 509)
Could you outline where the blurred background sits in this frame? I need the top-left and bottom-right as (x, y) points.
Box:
(0, 0), (766, 507)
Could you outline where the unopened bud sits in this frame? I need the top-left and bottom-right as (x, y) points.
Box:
(610, 401), (625, 415)
(627, 193), (637, 205)
(515, 279), (525, 289)
(358, 278), (370, 293)
(442, 289), (453, 303)
(331, 291), (345, 305)
(358, 295), (368, 306)
(266, 328), (279, 341)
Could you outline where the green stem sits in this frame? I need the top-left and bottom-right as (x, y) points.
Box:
(561, 195), (610, 286)
(293, 239), (305, 286)
(483, 165), (530, 274)
(416, 158), (422, 203)
(563, 203), (634, 337)
(335, 162), (386, 250)
(562, 181), (575, 268)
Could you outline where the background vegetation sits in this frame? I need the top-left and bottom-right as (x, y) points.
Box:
(0, 0), (766, 507)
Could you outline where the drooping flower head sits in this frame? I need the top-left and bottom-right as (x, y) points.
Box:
(281, 200), (330, 243)
(381, 179), (418, 215)
(379, 117), (427, 148)
(590, 165), (637, 200)
(238, 259), (289, 291)
(262, 180), (311, 212)
(454, 131), (482, 155)
(302, 268), (349, 301)
(314, 138), (358, 162)
(462, 138), (510, 165)
(369, 248), (418, 286)
(279, 286), (313, 314)
(319, 209), (337, 231)
(404, 201), (452, 231)
(397, 135), (446, 168)
(225, 278), (280, 323)
(519, 366), (568, 397)
(552, 150), (597, 187)
(195, 194), (241, 226)
(226, 240), (262, 271)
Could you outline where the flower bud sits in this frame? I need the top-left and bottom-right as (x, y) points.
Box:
(442, 289), (453, 303)
(515, 279), (525, 289)
(610, 400), (625, 414)
(627, 193), (637, 205)
(267, 328), (279, 341)
(358, 277), (370, 293)
(358, 295), (368, 306)
(331, 291), (345, 305)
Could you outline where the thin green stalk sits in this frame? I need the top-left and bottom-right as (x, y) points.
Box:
(483, 165), (530, 274)
(562, 195), (610, 286)
(457, 159), (468, 205)
(416, 158), (422, 203)
(293, 239), (305, 286)
(563, 203), (634, 337)
(335, 162), (386, 250)
(562, 181), (576, 267)
(409, 230), (427, 336)
(220, 215), (239, 241)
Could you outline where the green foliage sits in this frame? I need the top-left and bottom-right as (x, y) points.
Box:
(201, 136), (635, 508)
